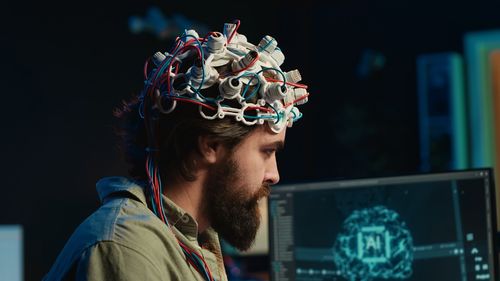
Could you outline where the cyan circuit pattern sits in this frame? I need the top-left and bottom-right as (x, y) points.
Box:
(333, 206), (414, 281)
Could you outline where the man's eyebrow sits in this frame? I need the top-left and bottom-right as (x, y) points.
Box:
(270, 141), (285, 150)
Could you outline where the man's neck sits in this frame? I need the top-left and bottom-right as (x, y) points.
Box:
(163, 171), (210, 233)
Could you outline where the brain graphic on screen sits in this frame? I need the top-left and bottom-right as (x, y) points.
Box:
(333, 206), (413, 281)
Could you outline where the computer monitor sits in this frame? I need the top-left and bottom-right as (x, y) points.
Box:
(0, 225), (23, 281)
(269, 169), (497, 281)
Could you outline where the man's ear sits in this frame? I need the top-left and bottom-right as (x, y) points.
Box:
(197, 135), (225, 164)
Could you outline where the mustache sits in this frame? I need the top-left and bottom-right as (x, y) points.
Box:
(243, 184), (272, 210)
(253, 183), (271, 201)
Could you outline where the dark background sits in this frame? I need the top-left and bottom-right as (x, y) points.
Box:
(3, 0), (500, 280)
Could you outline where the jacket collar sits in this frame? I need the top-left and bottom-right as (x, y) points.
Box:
(95, 176), (199, 240)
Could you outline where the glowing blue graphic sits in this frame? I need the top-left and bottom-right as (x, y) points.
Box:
(333, 206), (413, 281)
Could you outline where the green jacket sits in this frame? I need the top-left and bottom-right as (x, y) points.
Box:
(43, 177), (228, 281)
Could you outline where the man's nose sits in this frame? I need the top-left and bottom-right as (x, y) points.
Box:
(264, 159), (280, 185)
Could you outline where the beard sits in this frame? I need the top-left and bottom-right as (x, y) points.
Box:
(205, 157), (270, 251)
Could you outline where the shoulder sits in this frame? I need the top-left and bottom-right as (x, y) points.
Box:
(79, 194), (181, 257)
(104, 196), (182, 256)
(44, 194), (182, 280)
(74, 241), (166, 280)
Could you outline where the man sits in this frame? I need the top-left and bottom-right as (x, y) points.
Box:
(44, 20), (309, 281)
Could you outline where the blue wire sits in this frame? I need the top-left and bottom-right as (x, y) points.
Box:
(147, 159), (159, 216)
(181, 248), (212, 281)
(290, 108), (303, 122)
(150, 192), (158, 215)
(191, 254), (210, 280)
(157, 167), (170, 227)
(162, 38), (210, 102)
(244, 84), (261, 101)
(241, 67), (287, 101)
(237, 72), (261, 101)
(257, 37), (275, 52)
(175, 34), (206, 94)
(186, 85), (219, 104)
(147, 53), (174, 93)
(152, 33), (203, 97)
(293, 112), (303, 122)
(139, 100), (145, 119)
(162, 92), (218, 108)
(258, 67), (287, 85)
(243, 115), (277, 120)
(267, 103), (281, 124)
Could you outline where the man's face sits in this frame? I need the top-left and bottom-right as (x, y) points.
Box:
(206, 126), (286, 251)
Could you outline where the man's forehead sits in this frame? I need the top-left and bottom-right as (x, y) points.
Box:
(255, 126), (286, 146)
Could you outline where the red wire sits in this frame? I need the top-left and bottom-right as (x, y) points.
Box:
(265, 77), (308, 89)
(183, 38), (197, 46)
(159, 74), (169, 85)
(202, 31), (218, 43)
(165, 56), (177, 94)
(165, 62), (176, 94)
(196, 252), (214, 281)
(181, 45), (203, 61)
(144, 57), (151, 79)
(146, 160), (160, 222)
(170, 37), (182, 53)
(146, 155), (167, 224)
(166, 44), (202, 93)
(153, 167), (165, 223)
(145, 158), (161, 223)
(188, 246), (214, 281)
(172, 97), (217, 111)
(174, 61), (180, 75)
(284, 93), (310, 107)
(245, 106), (272, 112)
(231, 53), (259, 75)
(150, 35), (183, 95)
(178, 240), (215, 281)
(227, 19), (241, 44)
(154, 38), (185, 95)
(149, 50), (173, 97)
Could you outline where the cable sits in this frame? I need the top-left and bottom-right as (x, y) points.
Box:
(266, 102), (281, 124)
(226, 19), (240, 44)
(284, 92), (310, 107)
(144, 57), (151, 80)
(170, 96), (217, 111)
(243, 115), (277, 120)
(231, 52), (259, 75)
(259, 67), (287, 86)
(237, 72), (261, 100)
(265, 77), (308, 89)
(245, 105), (272, 112)
(257, 37), (275, 52)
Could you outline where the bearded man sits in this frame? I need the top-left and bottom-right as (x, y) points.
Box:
(44, 20), (309, 281)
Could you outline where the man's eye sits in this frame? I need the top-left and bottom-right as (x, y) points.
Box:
(263, 149), (276, 156)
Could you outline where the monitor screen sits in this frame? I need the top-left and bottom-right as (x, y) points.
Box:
(269, 169), (497, 281)
(0, 225), (23, 281)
